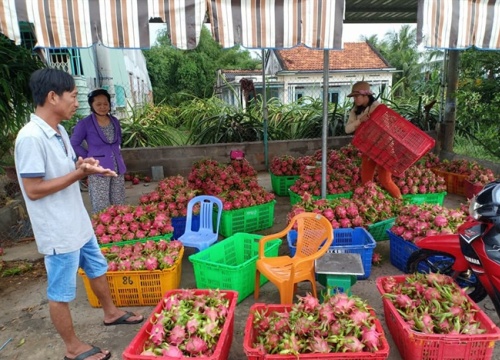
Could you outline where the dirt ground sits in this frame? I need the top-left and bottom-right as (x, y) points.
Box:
(1, 178), (500, 360)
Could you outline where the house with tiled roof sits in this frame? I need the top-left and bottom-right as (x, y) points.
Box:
(215, 42), (396, 106)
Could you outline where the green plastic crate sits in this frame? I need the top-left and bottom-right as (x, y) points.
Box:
(218, 200), (275, 237)
(403, 192), (447, 205)
(288, 189), (353, 206)
(269, 172), (300, 196)
(188, 233), (282, 303)
(366, 218), (396, 242)
(98, 233), (173, 248)
(318, 273), (357, 298)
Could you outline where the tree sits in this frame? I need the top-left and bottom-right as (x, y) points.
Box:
(454, 47), (500, 159)
(143, 27), (260, 105)
(365, 25), (424, 99)
(0, 34), (44, 168)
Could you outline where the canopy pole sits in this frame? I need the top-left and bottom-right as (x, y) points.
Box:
(262, 49), (269, 170)
(321, 50), (329, 199)
(441, 50), (459, 153)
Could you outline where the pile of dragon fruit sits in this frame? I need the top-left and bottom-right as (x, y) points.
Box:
(390, 203), (467, 243)
(288, 182), (403, 228)
(187, 158), (275, 211)
(250, 293), (385, 355)
(381, 273), (486, 335)
(290, 166), (357, 197)
(139, 175), (200, 218)
(92, 158), (275, 244)
(312, 144), (363, 168)
(101, 239), (183, 272)
(396, 165), (447, 195)
(434, 158), (497, 188)
(269, 155), (316, 176)
(91, 204), (174, 244)
(272, 149), (497, 199)
(140, 289), (232, 357)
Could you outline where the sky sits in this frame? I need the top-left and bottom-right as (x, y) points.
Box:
(343, 23), (407, 42)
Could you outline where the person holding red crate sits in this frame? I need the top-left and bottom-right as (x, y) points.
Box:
(345, 81), (402, 199)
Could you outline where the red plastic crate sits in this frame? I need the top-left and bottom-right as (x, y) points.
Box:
(352, 104), (435, 176)
(376, 275), (500, 360)
(122, 289), (238, 360)
(465, 179), (484, 199)
(243, 303), (390, 360)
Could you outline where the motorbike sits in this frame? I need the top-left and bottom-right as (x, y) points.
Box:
(407, 180), (500, 317)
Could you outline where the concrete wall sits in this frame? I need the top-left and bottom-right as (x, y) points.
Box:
(122, 136), (356, 177)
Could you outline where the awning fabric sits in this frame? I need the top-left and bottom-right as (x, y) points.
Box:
(208, 0), (345, 50)
(0, 0), (344, 50)
(0, 0), (206, 49)
(418, 0), (500, 49)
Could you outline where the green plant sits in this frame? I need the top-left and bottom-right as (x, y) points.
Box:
(0, 34), (44, 172)
(120, 102), (188, 147)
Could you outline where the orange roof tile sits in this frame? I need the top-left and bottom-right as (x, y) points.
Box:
(275, 42), (391, 71)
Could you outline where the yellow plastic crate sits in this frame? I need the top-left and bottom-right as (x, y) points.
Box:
(78, 247), (183, 307)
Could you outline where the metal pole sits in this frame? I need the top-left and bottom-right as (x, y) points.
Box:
(442, 50), (459, 153)
(262, 49), (269, 170)
(321, 50), (329, 199)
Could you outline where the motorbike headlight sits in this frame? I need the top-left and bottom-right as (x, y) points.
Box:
(469, 196), (481, 219)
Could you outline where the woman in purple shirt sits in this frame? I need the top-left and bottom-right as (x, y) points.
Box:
(70, 89), (126, 213)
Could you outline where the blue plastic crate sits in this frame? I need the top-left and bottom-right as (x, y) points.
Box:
(387, 230), (419, 273)
(171, 215), (200, 240)
(287, 227), (376, 279)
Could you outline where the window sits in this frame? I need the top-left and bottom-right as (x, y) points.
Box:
(19, 22), (37, 50)
(328, 92), (339, 104)
(47, 49), (84, 76)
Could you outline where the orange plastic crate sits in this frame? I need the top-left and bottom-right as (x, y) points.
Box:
(376, 275), (500, 360)
(122, 289), (238, 360)
(243, 303), (390, 360)
(431, 168), (468, 196)
(352, 104), (435, 177)
(78, 247), (183, 307)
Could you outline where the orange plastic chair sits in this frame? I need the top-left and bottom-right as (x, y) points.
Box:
(254, 212), (334, 304)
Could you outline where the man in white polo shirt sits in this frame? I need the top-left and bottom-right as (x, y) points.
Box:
(15, 68), (143, 360)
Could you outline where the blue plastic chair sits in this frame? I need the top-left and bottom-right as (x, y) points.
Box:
(178, 195), (223, 252)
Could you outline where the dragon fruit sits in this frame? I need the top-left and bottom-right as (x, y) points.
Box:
(250, 293), (385, 355)
(288, 182), (403, 230)
(101, 240), (183, 271)
(381, 273), (487, 335)
(91, 204), (174, 245)
(390, 203), (467, 243)
(142, 289), (231, 357)
(161, 345), (183, 358)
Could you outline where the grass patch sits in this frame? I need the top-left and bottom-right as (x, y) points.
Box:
(453, 135), (500, 163)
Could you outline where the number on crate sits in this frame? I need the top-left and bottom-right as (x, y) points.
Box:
(122, 276), (134, 285)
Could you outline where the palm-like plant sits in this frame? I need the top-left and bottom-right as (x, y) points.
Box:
(0, 34), (44, 170)
(120, 102), (188, 147)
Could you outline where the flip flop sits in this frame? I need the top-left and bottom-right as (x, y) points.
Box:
(103, 311), (144, 326)
(63, 345), (111, 360)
